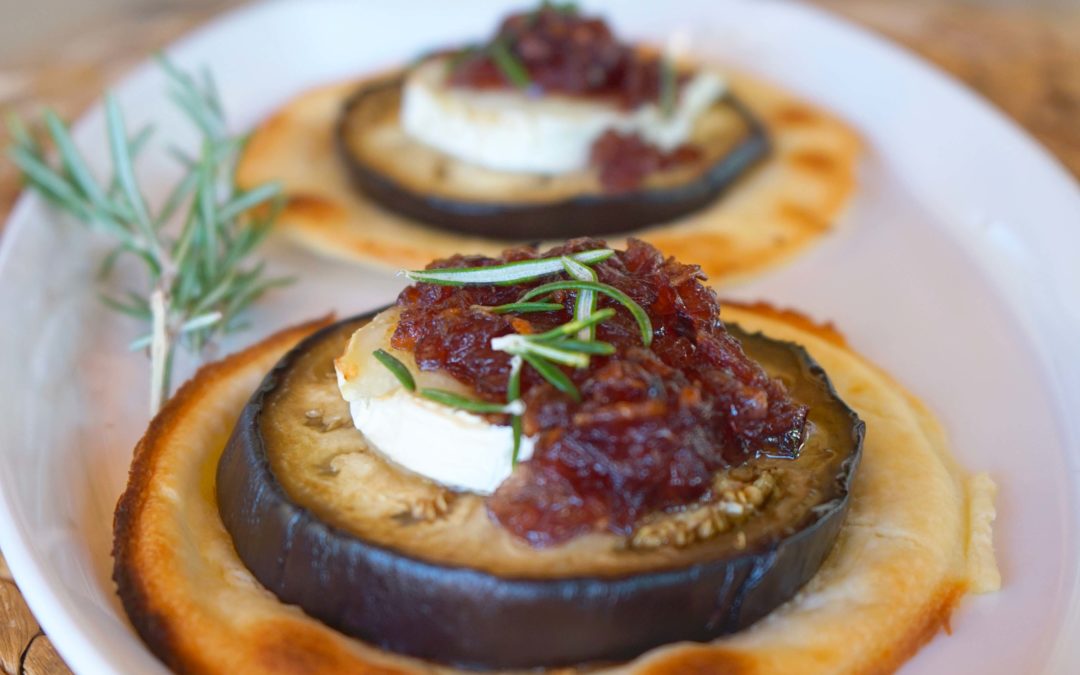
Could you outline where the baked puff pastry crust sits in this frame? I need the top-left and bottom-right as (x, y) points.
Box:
(113, 305), (997, 674)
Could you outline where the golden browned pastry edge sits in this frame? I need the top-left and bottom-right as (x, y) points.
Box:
(112, 317), (339, 674)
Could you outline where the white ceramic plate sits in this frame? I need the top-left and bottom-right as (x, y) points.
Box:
(1, 0), (1078, 672)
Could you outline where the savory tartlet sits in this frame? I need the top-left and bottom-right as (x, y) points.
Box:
(114, 240), (998, 674)
(336, 8), (767, 239)
(216, 240), (860, 668)
(236, 4), (860, 280)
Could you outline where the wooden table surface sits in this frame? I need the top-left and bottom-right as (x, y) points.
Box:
(0, 1), (1077, 672)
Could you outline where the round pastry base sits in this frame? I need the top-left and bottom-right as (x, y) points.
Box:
(112, 305), (997, 674)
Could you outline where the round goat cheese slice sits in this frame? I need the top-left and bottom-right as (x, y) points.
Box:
(400, 57), (726, 174)
(334, 308), (534, 495)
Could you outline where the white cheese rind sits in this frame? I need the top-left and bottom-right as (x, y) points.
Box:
(344, 389), (534, 495)
(400, 58), (726, 174)
(335, 310), (534, 495)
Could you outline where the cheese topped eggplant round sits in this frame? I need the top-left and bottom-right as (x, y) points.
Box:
(334, 308), (537, 494)
(217, 239), (863, 669)
(401, 58), (728, 175)
(335, 4), (770, 239)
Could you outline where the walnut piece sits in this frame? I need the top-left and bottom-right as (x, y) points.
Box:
(627, 472), (777, 551)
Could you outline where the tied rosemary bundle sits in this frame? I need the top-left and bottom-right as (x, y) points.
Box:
(6, 57), (289, 414)
(377, 249), (653, 465)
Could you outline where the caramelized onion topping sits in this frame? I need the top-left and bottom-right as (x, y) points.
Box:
(392, 239), (807, 546)
(448, 5), (679, 110)
(590, 130), (703, 193)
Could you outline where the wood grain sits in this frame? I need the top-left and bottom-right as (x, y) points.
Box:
(0, 574), (42, 674)
(0, 1), (1076, 673)
(816, 0), (1080, 177)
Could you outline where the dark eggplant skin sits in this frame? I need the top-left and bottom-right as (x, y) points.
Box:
(334, 77), (771, 240)
(217, 313), (863, 671)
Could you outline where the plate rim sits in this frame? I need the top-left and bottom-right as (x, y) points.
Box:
(0, 1), (1077, 673)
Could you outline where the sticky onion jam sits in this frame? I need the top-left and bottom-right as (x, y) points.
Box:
(392, 239), (808, 546)
(442, 3), (706, 191)
(447, 3), (680, 109)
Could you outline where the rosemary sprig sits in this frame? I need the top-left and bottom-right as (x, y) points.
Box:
(7, 56), (288, 414)
(405, 248), (612, 285)
(540, 1), (580, 15)
(519, 280), (653, 346)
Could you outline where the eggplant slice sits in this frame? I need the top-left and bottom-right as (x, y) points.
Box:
(217, 313), (862, 670)
(335, 74), (770, 240)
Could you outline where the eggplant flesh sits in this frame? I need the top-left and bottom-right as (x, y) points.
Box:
(335, 75), (770, 240)
(217, 312), (862, 670)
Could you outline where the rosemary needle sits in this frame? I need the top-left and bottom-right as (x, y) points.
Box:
(478, 301), (564, 314)
(405, 249), (613, 286)
(419, 388), (524, 415)
(488, 40), (532, 89)
(561, 255), (599, 342)
(373, 349), (417, 392)
(508, 356), (525, 466)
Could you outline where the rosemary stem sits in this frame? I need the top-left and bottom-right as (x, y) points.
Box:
(148, 287), (172, 415)
(161, 335), (176, 410)
(508, 355), (524, 466)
